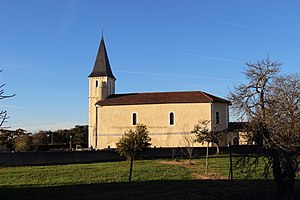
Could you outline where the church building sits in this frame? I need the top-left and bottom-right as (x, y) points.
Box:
(88, 37), (233, 149)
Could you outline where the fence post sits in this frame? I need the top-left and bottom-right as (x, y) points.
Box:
(228, 145), (233, 180)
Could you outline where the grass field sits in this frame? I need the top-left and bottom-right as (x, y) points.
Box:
(0, 160), (193, 187)
(0, 157), (299, 199)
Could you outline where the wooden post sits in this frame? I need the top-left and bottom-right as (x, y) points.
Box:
(228, 144), (233, 180)
(129, 157), (133, 183)
(205, 142), (209, 175)
(128, 157), (134, 200)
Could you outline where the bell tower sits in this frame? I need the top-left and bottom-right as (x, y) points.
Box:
(88, 36), (116, 149)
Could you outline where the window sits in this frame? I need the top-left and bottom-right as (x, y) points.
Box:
(132, 113), (137, 125)
(109, 81), (112, 94)
(233, 137), (239, 145)
(169, 112), (175, 125)
(216, 111), (220, 124)
(95, 80), (98, 87)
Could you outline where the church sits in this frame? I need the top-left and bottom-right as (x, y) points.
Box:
(88, 36), (235, 150)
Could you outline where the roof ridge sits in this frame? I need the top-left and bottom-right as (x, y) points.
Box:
(97, 90), (230, 106)
(199, 91), (213, 102)
(114, 91), (202, 95)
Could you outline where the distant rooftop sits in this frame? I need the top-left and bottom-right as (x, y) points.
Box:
(228, 122), (249, 132)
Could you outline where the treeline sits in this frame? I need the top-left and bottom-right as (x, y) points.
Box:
(0, 125), (88, 152)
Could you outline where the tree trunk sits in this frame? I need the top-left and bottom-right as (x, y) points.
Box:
(272, 150), (289, 200)
(216, 142), (220, 154)
(129, 157), (134, 183)
(205, 142), (209, 175)
(228, 144), (233, 180)
(128, 157), (134, 200)
(188, 146), (193, 164)
(285, 153), (296, 200)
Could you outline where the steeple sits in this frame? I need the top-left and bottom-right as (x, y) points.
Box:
(89, 36), (116, 79)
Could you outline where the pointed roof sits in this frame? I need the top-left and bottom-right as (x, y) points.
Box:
(89, 37), (116, 79)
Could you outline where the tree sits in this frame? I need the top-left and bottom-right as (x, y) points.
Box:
(181, 130), (196, 164)
(192, 120), (224, 154)
(0, 129), (14, 151)
(70, 125), (88, 144)
(14, 134), (32, 152)
(265, 74), (300, 199)
(192, 120), (224, 174)
(229, 57), (300, 199)
(116, 124), (151, 183)
(116, 124), (151, 200)
(31, 130), (50, 151)
(0, 70), (15, 127)
(12, 129), (32, 152)
(48, 125), (88, 145)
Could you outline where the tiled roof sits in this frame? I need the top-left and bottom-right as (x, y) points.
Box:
(228, 122), (249, 132)
(96, 91), (230, 106)
(88, 37), (116, 79)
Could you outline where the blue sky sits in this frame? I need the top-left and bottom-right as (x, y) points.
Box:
(0, 0), (299, 132)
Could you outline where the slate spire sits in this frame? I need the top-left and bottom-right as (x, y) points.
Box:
(89, 36), (116, 79)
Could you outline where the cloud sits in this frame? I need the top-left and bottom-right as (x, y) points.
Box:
(0, 105), (28, 109)
(132, 44), (243, 64)
(115, 69), (243, 82)
(173, 51), (243, 64)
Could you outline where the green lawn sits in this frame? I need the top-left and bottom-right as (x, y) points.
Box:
(0, 160), (194, 187)
(0, 157), (299, 199)
(1, 157), (299, 187)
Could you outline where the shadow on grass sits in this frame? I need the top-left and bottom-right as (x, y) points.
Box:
(1, 180), (299, 200)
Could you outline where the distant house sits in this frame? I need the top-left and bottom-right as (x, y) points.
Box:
(227, 122), (251, 145)
(88, 36), (235, 149)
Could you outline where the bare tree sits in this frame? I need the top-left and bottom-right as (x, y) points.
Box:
(192, 120), (224, 174)
(181, 130), (196, 164)
(192, 120), (224, 153)
(265, 74), (300, 199)
(0, 70), (15, 127)
(229, 57), (300, 199)
(14, 134), (32, 152)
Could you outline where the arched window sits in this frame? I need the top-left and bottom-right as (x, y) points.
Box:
(109, 81), (112, 94)
(169, 112), (175, 125)
(132, 113), (137, 125)
(233, 137), (239, 145)
(95, 80), (98, 87)
(216, 111), (220, 124)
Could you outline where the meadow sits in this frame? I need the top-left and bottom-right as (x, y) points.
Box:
(0, 157), (299, 199)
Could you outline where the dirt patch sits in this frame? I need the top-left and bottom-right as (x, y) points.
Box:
(192, 172), (227, 180)
(158, 160), (227, 180)
(158, 160), (202, 171)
